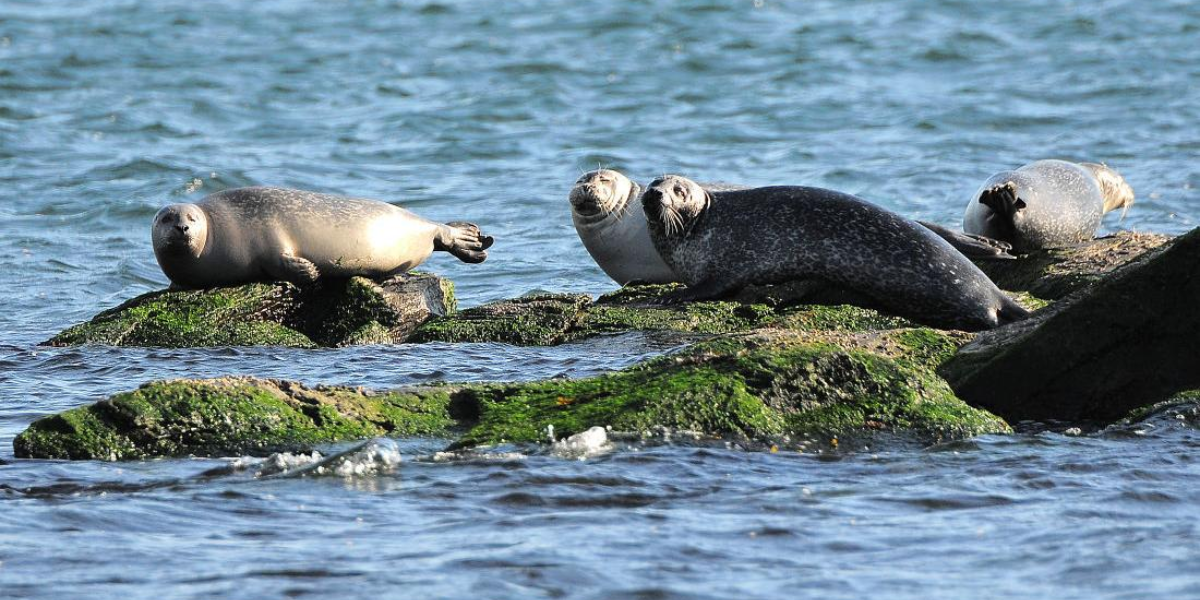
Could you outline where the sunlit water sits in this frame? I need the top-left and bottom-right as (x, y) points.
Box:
(2, 0), (1199, 597)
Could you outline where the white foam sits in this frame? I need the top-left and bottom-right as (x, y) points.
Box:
(551, 426), (610, 460)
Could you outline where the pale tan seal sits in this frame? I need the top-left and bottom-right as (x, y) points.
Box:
(152, 186), (493, 289)
(642, 175), (1030, 331)
(963, 159), (1134, 252)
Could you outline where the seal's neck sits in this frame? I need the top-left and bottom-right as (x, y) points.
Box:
(1080, 163), (1135, 215)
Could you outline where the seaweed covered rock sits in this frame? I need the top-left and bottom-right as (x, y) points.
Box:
(942, 228), (1200, 423)
(976, 231), (1170, 300)
(45, 273), (455, 348)
(15, 329), (1008, 460)
(410, 283), (927, 346)
(450, 330), (1007, 450)
(13, 378), (458, 460)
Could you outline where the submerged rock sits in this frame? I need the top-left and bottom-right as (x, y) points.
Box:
(45, 273), (455, 348)
(942, 228), (1200, 423)
(14, 329), (1008, 460)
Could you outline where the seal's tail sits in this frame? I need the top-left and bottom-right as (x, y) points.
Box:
(442, 221), (494, 264)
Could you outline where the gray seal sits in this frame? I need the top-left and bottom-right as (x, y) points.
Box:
(152, 186), (493, 289)
(642, 175), (1029, 331)
(571, 170), (1014, 286)
(963, 159), (1134, 252)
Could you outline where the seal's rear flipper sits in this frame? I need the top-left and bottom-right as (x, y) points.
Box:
(996, 296), (1032, 326)
(440, 221), (494, 263)
(917, 221), (1016, 260)
(978, 182), (1025, 219)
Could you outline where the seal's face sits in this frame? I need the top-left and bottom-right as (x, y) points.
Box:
(152, 203), (208, 257)
(642, 175), (709, 238)
(569, 169), (636, 219)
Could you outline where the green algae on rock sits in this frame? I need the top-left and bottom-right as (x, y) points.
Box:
(451, 330), (1008, 451)
(409, 283), (934, 346)
(15, 329), (1008, 460)
(45, 273), (455, 348)
(13, 377), (458, 460)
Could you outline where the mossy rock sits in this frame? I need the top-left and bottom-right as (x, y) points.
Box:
(976, 232), (1171, 300)
(46, 273), (455, 348)
(409, 282), (943, 346)
(452, 330), (1008, 450)
(13, 378), (458, 460)
(16, 329), (1008, 460)
(407, 293), (593, 346)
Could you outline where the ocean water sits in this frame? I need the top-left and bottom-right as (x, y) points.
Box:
(2, 0), (1199, 597)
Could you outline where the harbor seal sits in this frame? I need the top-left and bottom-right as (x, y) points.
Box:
(152, 186), (493, 289)
(571, 170), (1014, 286)
(570, 170), (676, 285)
(963, 159), (1134, 252)
(569, 170), (750, 285)
(642, 175), (1030, 331)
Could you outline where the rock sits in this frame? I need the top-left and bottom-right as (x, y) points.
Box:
(15, 328), (1008, 460)
(976, 232), (1171, 300)
(13, 377), (458, 460)
(410, 283), (932, 346)
(941, 228), (1200, 423)
(45, 273), (455, 348)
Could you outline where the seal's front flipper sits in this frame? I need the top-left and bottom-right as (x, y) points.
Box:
(438, 221), (494, 264)
(275, 252), (320, 285)
(658, 278), (736, 305)
(917, 221), (1016, 260)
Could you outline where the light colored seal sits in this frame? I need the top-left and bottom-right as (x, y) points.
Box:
(642, 175), (1030, 331)
(152, 186), (493, 289)
(569, 169), (676, 285)
(571, 171), (1013, 287)
(963, 159), (1134, 252)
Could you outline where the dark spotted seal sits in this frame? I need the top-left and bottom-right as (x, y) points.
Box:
(571, 170), (1013, 286)
(152, 186), (493, 289)
(963, 159), (1134, 252)
(642, 175), (1029, 331)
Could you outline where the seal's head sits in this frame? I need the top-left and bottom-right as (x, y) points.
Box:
(1081, 163), (1135, 216)
(642, 175), (710, 238)
(152, 203), (208, 258)
(569, 169), (639, 221)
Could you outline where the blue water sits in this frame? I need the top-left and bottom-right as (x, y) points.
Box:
(2, 0), (1199, 597)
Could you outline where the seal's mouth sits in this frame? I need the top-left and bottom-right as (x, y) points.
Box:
(642, 188), (685, 237)
(568, 185), (602, 214)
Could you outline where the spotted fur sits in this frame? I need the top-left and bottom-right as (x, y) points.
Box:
(963, 159), (1134, 252)
(643, 176), (1028, 331)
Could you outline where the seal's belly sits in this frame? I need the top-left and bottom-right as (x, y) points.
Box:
(277, 211), (437, 276)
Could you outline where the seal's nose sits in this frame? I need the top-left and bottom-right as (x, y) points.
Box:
(642, 188), (663, 205)
(175, 224), (189, 233)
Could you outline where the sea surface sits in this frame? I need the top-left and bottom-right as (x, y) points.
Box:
(2, 0), (1199, 597)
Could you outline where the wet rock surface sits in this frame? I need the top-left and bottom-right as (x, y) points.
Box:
(942, 228), (1200, 422)
(45, 273), (455, 348)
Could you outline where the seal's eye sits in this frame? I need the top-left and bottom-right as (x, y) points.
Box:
(186, 214), (196, 222)
(673, 185), (684, 196)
